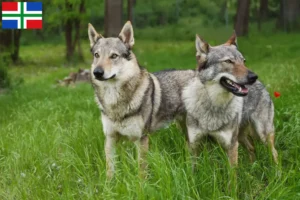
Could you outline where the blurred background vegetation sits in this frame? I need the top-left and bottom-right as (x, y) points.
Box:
(0, 0), (300, 89)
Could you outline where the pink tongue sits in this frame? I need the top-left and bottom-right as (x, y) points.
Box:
(242, 87), (248, 93)
(233, 82), (248, 93)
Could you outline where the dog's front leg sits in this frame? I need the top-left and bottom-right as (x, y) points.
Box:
(135, 135), (149, 178)
(225, 132), (239, 195)
(105, 135), (117, 180)
(186, 125), (202, 172)
(227, 141), (239, 166)
(226, 122), (240, 167)
(267, 133), (278, 164)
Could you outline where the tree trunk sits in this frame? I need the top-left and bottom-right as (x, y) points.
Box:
(277, 0), (285, 30)
(127, 0), (134, 22)
(277, 0), (300, 32)
(65, 19), (73, 62)
(0, 31), (22, 64)
(65, 0), (73, 62)
(11, 30), (22, 62)
(258, 0), (268, 30)
(105, 0), (123, 37)
(74, 0), (85, 62)
(219, 0), (228, 26)
(234, 0), (251, 36)
(64, 0), (86, 62)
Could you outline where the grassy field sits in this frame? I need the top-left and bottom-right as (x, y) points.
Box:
(1, 25), (300, 199)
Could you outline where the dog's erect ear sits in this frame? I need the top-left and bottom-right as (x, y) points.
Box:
(225, 31), (238, 47)
(195, 35), (209, 71)
(88, 23), (102, 48)
(119, 21), (134, 48)
(196, 34), (209, 55)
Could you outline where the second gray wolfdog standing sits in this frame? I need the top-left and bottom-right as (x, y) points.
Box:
(183, 33), (278, 168)
(88, 21), (194, 178)
(183, 33), (257, 167)
(196, 34), (278, 164)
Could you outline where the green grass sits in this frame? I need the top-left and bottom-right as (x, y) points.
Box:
(1, 24), (300, 199)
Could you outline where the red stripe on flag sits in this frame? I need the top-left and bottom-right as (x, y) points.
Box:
(2, 2), (18, 11)
(26, 20), (43, 29)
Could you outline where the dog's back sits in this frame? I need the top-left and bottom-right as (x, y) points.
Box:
(153, 69), (195, 129)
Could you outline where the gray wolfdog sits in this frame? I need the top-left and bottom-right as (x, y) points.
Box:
(197, 33), (278, 164)
(183, 33), (278, 167)
(88, 21), (194, 178)
(183, 33), (258, 167)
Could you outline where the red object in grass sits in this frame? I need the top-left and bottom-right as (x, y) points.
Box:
(274, 91), (280, 98)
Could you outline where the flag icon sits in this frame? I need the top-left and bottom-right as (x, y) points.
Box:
(2, 2), (42, 29)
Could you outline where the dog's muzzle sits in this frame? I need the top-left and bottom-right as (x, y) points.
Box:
(219, 71), (258, 97)
(93, 68), (116, 81)
(247, 71), (258, 85)
(220, 77), (249, 96)
(93, 68), (104, 80)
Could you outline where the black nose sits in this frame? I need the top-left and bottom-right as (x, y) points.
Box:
(93, 68), (104, 79)
(247, 71), (258, 84)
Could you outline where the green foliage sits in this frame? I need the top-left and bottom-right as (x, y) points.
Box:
(85, 0), (105, 27)
(45, 0), (87, 24)
(19, 0), (296, 46)
(26, 0), (92, 44)
(133, 0), (232, 27)
(133, 0), (178, 28)
(181, 0), (223, 23)
(135, 17), (235, 42)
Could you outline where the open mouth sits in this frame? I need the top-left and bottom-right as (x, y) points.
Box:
(96, 74), (116, 81)
(220, 77), (249, 96)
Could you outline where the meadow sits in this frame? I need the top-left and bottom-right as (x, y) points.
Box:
(0, 22), (300, 199)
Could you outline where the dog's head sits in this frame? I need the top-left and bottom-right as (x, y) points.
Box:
(88, 21), (139, 83)
(195, 32), (257, 97)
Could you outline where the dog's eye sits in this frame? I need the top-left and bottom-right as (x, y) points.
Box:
(94, 53), (99, 58)
(225, 59), (233, 64)
(110, 54), (118, 59)
(244, 59), (246, 63)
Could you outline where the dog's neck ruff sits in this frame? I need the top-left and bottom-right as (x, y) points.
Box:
(183, 77), (243, 132)
(94, 69), (150, 122)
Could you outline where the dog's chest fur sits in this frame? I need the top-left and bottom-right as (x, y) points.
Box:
(94, 73), (148, 120)
(183, 78), (243, 132)
(92, 71), (154, 138)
